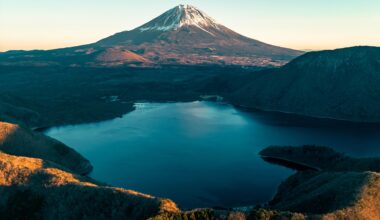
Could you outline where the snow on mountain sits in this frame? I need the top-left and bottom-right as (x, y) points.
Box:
(138, 4), (220, 35)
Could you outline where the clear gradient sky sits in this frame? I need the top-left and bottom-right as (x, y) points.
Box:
(0, 0), (379, 52)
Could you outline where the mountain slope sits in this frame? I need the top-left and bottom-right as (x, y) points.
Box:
(0, 4), (302, 67)
(0, 46), (147, 67)
(0, 122), (92, 174)
(230, 46), (380, 122)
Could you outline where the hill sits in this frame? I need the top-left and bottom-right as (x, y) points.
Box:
(230, 46), (380, 122)
(0, 122), (92, 175)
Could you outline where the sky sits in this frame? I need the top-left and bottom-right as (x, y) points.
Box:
(0, 0), (379, 52)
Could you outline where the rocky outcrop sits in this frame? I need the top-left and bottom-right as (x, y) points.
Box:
(0, 122), (92, 175)
(0, 152), (179, 219)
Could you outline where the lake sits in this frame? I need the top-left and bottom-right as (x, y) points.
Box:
(45, 101), (380, 209)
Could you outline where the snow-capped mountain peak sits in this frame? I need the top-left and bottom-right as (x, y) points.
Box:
(95, 4), (302, 67)
(138, 4), (221, 33)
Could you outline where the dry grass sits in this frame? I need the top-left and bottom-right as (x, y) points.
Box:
(321, 172), (380, 220)
(0, 151), (179, 219)
(0, 121), (92, 174)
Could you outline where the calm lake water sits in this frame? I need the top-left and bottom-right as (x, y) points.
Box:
(45, 101), (380, 209)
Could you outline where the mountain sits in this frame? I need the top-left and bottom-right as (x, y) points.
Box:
(229, 46), (380, 122)
(0, 4), (302, 67)
(96, 4), (302, 66)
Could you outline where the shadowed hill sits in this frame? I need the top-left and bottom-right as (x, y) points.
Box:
(0, 122), (92, 175)
(230, 46), (380, 122)
(0, 94), (44, 128)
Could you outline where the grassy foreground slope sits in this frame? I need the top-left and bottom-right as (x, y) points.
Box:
(0, 151), (179, 220)
(0, 122), (92, 175)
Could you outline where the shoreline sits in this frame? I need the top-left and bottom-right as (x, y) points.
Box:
(36, 99), (380, 133)
(233, 103), (380, 125)
(260, 156), (321, 171)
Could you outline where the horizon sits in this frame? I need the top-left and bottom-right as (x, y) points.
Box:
(1, 0), (380, 52)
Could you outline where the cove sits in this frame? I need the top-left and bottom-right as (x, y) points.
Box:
(45, 101), (380, 209)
